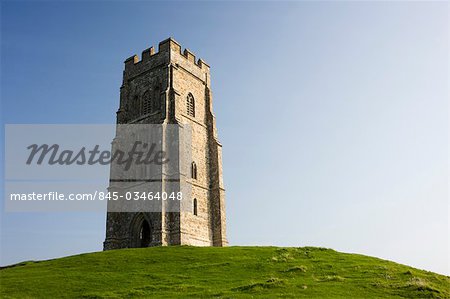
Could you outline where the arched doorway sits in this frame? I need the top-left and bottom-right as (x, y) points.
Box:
(139, 220), (151, 247)
(130, 213), (152, 248)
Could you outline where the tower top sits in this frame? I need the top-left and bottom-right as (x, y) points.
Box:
(124, 37), (210, 71)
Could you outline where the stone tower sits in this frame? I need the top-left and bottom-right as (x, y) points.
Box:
(103, 38), (227, 249)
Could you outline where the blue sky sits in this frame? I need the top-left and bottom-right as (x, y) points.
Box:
(1, 1), (448, 275)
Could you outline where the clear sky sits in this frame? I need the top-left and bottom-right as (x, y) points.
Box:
(1, 1), (448, 275)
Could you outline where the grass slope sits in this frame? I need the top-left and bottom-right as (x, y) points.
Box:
(1, 246), (449, 298)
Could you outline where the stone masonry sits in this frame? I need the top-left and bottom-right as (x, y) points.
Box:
(103, 38), (228, 249)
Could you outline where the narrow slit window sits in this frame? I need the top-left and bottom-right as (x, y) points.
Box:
(191, 162), (197, 180)
(193, 198), (198, 216)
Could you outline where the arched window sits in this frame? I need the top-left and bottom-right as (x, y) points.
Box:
(187, 93), (195, 117)
(193, 198), (198, 216)
(191, 162), (197, 179)
(142, 91), (151, 115)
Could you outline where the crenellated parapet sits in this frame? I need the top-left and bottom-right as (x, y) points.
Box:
(124, 37), (210, 74)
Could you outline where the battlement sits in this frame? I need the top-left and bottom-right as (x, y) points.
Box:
(124, 37), (210, 71)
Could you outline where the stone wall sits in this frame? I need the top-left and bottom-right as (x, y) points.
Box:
(104, 38), (227, 250)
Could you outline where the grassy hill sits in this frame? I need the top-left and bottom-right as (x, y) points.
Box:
(1, 246), (449, 298)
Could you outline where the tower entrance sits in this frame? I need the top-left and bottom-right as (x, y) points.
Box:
(139, 220), (151, 247)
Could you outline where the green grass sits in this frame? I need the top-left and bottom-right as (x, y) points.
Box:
(1, 246), (449, 298)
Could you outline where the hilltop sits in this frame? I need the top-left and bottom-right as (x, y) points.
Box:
(1, 246), (449, 298)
